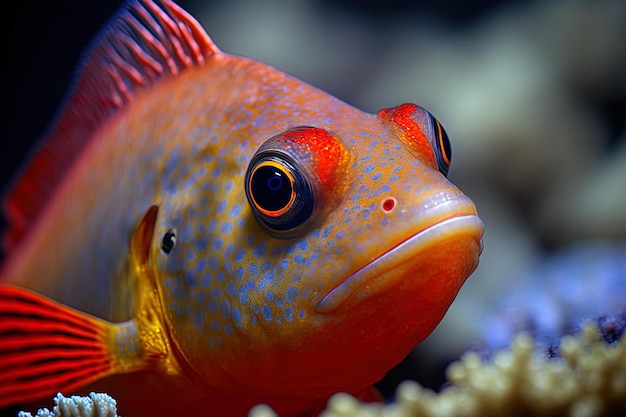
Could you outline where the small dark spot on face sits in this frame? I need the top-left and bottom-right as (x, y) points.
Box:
(161, 229), (177, 254)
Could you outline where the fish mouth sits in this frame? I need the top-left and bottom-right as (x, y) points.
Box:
(315, 214), (484, 313)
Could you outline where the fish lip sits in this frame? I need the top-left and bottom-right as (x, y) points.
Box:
(315, 214), (484, 313)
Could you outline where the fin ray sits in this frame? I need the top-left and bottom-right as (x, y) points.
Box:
(0, 285), (115, 408)
(3, 363), (111, 407)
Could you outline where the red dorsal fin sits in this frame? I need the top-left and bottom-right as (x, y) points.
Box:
(2, 0), (220, 254)
(0, 284), (117, 408)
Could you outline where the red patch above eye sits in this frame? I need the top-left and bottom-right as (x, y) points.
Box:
(245, 127), (352, 238)
(281, 127), (350, 193)
(378, 103), (438, 170)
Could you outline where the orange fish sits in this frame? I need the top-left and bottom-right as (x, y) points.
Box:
(0, 1), (483, 416)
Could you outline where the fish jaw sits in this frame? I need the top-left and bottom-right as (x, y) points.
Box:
(293, 185), (484, 392)
(284, 200), (484, 395)
(316, 212), (483, 313)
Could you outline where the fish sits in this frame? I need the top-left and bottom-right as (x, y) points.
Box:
(0, 1), (484, 416)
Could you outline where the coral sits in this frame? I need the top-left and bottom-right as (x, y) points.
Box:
(250, 321), (626, 417)
(17, 393), (118, 417)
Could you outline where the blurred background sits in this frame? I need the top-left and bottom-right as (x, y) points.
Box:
(2, 0), (625, 398)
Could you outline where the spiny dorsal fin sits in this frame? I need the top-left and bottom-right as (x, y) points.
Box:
(2, 0), (219, 253)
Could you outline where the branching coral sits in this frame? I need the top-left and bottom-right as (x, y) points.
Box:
(17, 393), (118, 417)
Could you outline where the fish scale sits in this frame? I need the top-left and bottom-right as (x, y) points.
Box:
(0, 1), (483, 416)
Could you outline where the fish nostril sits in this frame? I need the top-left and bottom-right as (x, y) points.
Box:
(381, 197), (396, 213)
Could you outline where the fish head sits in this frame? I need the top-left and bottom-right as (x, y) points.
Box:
(145, 67), (483, 399)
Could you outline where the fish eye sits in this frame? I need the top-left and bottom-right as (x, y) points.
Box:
(161, 229), (177, 254)
(245, 152), (314, 238)
(249, 161), (296, 215)
(429, 113), (452, 177)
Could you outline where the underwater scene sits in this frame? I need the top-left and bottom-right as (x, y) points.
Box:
(2, 0), (625, 416)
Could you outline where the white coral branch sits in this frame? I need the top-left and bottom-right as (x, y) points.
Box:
(18, 393), (118, 417)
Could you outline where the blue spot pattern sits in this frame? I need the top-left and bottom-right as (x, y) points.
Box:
(151, 68), (446, 362)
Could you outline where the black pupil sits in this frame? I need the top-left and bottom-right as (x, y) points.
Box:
(251, 165), (293, 212)
(161, 230), (176, 254)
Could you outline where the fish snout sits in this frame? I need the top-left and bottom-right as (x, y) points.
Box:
(316, 190), (484, 313)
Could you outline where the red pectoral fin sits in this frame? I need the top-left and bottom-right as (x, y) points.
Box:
(0, 285), (115, 408)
